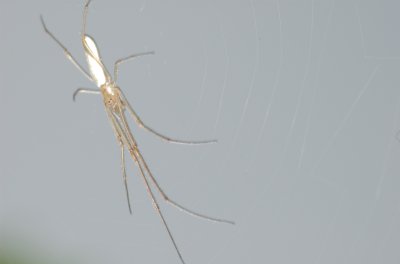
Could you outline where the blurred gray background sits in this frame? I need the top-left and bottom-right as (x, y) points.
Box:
(2, 0), (400, 263)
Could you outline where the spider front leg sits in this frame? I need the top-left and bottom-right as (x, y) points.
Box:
(40, 16), (93, 82)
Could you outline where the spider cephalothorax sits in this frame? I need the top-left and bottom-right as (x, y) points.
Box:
(101, 84), (124, 110)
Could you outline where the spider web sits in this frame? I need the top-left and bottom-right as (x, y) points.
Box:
(196, 0), (400, 263)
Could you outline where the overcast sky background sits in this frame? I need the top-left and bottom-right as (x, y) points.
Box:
(2, 0), (400, 263)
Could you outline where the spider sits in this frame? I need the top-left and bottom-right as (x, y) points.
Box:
(40, 1), (234, 263)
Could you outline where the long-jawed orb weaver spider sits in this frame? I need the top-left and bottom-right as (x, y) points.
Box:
(40, 1), (234, 263)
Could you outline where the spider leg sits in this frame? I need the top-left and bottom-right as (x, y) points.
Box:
(133, 149), (186, 264)
(120, 144), (132, 214)
(40, 15), (93, 82)
(113, 51), (155, 82)
(73, 88), (100, 101)
(119, 90), (218, 145)
(106, 108), (133, 214)
(82, 0), (92, 39)
(134, 149), (234, 225)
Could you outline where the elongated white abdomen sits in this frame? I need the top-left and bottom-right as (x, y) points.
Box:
(83, 34), (108, 87)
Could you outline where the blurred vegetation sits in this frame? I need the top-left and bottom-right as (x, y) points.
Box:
(0, 249), (42, 264)
(0, 243), (80, 264)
